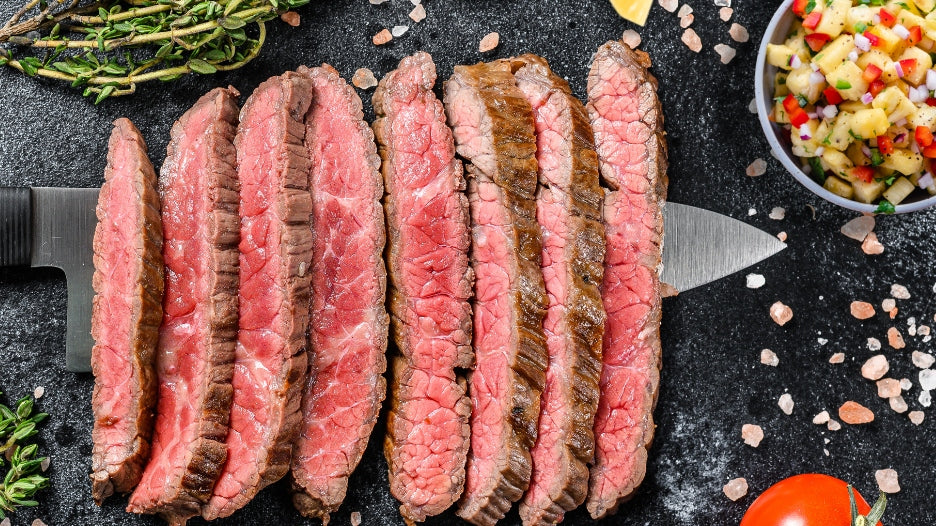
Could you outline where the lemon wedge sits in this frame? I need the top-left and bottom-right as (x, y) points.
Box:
(609, 0), (653, 26)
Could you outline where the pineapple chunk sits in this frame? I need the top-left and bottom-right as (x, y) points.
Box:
(896, 46), (933, 86)
(850, 108), (891, 138)
(826, 61), (868, 100)
(847, 141), (872, 167)
(872, 86), (917, 122)
(883, 176), (918, 204)
(838, 100), (868, 113)
(822, 149), (854, 176)
(813, 35), (856, 75)
(787, 66), (826, 103)
(898, 10), (926, 30)
(882, 149), (924, 174)
(908, 105), (936, 129)
(853, 179), (887, 203)
(867, 25), (904, 56)
(775, 72), (790, 97)
(792, 119), (823, 157)
(857, 49), (898, 83)
(829, 112), (855, 150)
(815, 0), (850, 38)
(915, 0), (936, 14)
(774, 102), (791, 124)
(767, 43), (798, 70)
(847, 6), (875, 30)
(824, 175), (855, 199)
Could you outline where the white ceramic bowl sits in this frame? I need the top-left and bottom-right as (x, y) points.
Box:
(755, 0), (936, 213)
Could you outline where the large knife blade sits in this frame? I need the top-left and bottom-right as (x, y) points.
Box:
(0, 190), (784, 373)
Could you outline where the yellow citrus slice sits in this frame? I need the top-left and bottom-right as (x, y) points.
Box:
(609, 0), (653, 26)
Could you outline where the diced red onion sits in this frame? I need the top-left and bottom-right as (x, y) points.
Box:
(911, 141), (921, 154)
(861, 92), (875, 104)
(873, 14), (880, 24)
(910, 85), (928, 103)
(810, 70), (826, 85)
(927, 70), (936, 91)
(895, 61), (905, 78)
(895, 133), (907, 144)
(823, 105), (839, 119)
(862, 144), (872, 158)
(807, 112), (818, 119)
(800, 123), (813, 140)
(790, 54), (802, 69)
(893, 24), (910, 40)
(815, 146), (826, 156)
(855, 33), (871, 52)
(919, 172), (934, 188)
(848, 49), (860, 62)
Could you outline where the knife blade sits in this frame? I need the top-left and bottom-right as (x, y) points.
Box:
(0, 189), (784, 373)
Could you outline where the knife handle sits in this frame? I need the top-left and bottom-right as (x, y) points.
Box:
(0, 187), (31, 267)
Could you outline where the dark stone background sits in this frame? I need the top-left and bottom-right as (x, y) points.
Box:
(1, 0), (935, 524)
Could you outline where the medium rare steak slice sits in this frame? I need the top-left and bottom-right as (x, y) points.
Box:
(290, 64), (389, 524)
(127, 87), (240, 525)
(90, 118), (163, 504)
(511, 55), (606, 526)
(585, 41), (668, 520)
(373, 52), (473, 523)
(202, 72), (314, 520)
(444, 61), (548, 526)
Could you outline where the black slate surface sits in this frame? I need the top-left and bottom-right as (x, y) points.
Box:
(1, 0), (936, 524)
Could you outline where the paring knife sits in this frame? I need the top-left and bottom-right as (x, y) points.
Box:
(0, 188), (785, 373)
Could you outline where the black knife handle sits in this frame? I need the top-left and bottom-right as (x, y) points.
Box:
(0, 187), (31, 267)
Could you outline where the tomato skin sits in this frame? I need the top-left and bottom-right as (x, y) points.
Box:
(741, 474), (882, 526)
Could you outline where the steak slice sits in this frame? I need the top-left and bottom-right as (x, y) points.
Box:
(511, 55), (606, 526)
(290, 64), (389, 525)
(444, 61), (548, 526)
(373, 52), (473, 523)
(90, 118), (163, 504)
(202, 73), (314, 520)
(585, 41), (668, 520)
(127, 87), (240, 525)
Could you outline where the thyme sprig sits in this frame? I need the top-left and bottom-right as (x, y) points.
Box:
(0, 0), (308, 102)
(0, 392), (48, 519)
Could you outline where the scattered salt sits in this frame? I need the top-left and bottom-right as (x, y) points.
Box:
(33, 386), (44, 399)
(921, 390), (932, 408)
(680, 13), (694, 28)
(877, 378), (901, 398)
(741, 424), (764, 447)
(778, 393), (794, 415)
(622, 29), (642, 49)
(909, 411), (925, 425)
(1, 518), (9, 526)
(749, 98), (757, 113)
(867, 337), (882, 351)
(891, 284), (911, 300)
(368, 0), (387, 4)
(840, 216), (875, 241)
(760, 348), (779, 367)
(677, 4), (693, 17)
(372, 28), (393, 45)
(777, 231), (788, 242)
(748, 208), (757, 216)
(829, 353), (845, 364)
(729, 23), (749, 43)
(479, 32), (500, 52)
(920, 369), (936, 391)
(827, 419), (842, 431)
(861, 355), (889, 381)
(659, 0), (679, 12)
(352, 68), (378, 90)
(882, 298), (896, 312)
(720, 7), (733, 21)
(682, 28), (703, 53)
(351, 511), (362, 526)
(850, 301), (875, 320)
(409, 3), (426, 23)
(900, 378), (913, 390)
(746, 158), (767, 177)
(839, 401), (874, 424)
(391, 25), (409, 37)
(715, 43), (736, 64)
(714, 0), (731, 7)
(812, 410), (830, 425)
(770, 302), (793, 326)
(817, 337), (828, 346)
(889, 396), (908, 413)
(746, 274), (765, 289)
(40, 457), (50, 472)
(875, 469), (900, 494)
(823, 448), (830, 456)
(768, 207), (785, 220)
(913, 351), (935, 369)
(861, 232), (884, 255)
(723, 478), (749, 501)
(280, 11), (300, 26)
(31, 520), (46, 526)
(887, 327), (906, 349)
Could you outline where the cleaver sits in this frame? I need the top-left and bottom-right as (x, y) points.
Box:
(0, 187), (785, 373)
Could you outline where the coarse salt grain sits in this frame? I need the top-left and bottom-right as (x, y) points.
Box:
(887, 327), (906, 349)
(861, 232), (884, 255)
(280, 11), (300, 26)
(823, 448), (830, 456)
(373, 28), (392, 45)
(34, 386), (44, 399)
(352, 68), (378, 90)
(840, 215), (875, 241)
(839, 401), (874, 424)
(920, 369), (936, 390)
(817, 337), (828, 346)
(778, 393), (794, 415)
(746, 274), (765, 289)
(409, 3), (426, 22)
(812, 410), (830, 424)
(724, 478), (749, 501)
(921, 390), (932, 407)
(622, 29), (642, 49)
(882, 298), (896, 312)
(391, 25), (409, 37)
(760, 348), (779, 367)
(1, 518), (9, 526)
(749, 98), (757, 113)
(875, 469), (900, 493)
(827, 419), (842, 431)
(867, 337), (882, 351)
(720, 7), (733, 21)
(900, 378), (913, 390)
(479, 32), (500, 52)
(777, 231), (788, 242)
(659, 0), (679, 12)
(729, 23), (749, 43)
(746, 158), (767, 177)
(680, 13), (694, 28)
(715, 43), (736, 64)
(351, 511), (362, 526)
(369, 0), (387, 3)
(31, 520), (46, 526)
(889, 396), (908, 413)
(768, 207), (785, 220)
(850, 301), (875, 320)
(829, 353), (845, 364)
(682, 28), (703, 52)
(919, 325), (931, 337)
(677, 4), (693, 16)
(909, 411), (925, 425)
(877, 378), (901, 398)
(913, 351), (935, 369)
(40, 456), (50, 472)
(741, 424), (764, 447)
(891, 284), (911, 300)
(770, 302), (793, 326)
(861, 355), (889, 380)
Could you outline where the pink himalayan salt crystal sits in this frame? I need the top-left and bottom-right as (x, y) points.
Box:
(724, 478), (749, 501)
(861, 355), (889, 381)
(887, 327), (905, 349)
(850, 301), (875, 320)
(770, 302), (793, 326)
(741, 424), (764, 447)
(909, 411), (925, 425)
(682, 28), (702, 53)
(840, 216), (875, 241)
(862, 232), (884, 255)
(875, 469), (900, 493)
(876, 378), (901, 398)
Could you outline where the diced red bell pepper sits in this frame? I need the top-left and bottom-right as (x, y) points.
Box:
(917, 126), (934, 147)
(870, 80), (886, 97)
(877, 135), (895, 155)
(790, 107), (809, 128)
(823, 86), (844, 105)
(864, 30), (881, 47)
(805, 33), (831, 52)
(908, 25), (923, 46)
(879, 8), (897, 28)
(927, 97), (936, 107)
(900, 58), (919, 78)
(862, 64), (883, 83)
(851, 166), (876, 183)
(923, 143), (936, 158)
(792, 0), (809, 16)
(803, 11), (822, 30)
(783, 93), (801, 114)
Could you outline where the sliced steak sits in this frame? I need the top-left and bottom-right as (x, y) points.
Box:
(127, 87), (240, 525)
(290, 64), (388, 524)
(373, 52), (473, 523)
(90, 118), (163, 504)
(585, 41), (668, 520)
(510, 55), (606, 526)
(202, 73), (314, 520)
(444, 61), (548, 526)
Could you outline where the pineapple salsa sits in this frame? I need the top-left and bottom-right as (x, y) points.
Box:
(768, 0), (936, 211)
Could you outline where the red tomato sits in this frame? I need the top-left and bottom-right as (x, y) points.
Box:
(741, 474), (882, 526)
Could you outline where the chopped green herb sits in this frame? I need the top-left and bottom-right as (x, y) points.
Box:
(835, 79), (852, 90)
(875, 200), (896, 214)
(871, 148), (884, 166)
(795, 94), (809, 108)
(806, 0), (817, 13)
(855, 22), (868, 33)
(885, 176), (896, 186)
(849, 130), (864, 141)
(0, 392), (49, 519)
(809, 157), (826, 184)
(822, 131), (834, 145)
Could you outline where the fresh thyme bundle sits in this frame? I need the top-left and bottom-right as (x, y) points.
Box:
(0, 392), (48, 519)
(0, 0), (308, 102)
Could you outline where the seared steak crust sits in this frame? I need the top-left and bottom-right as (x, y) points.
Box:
(127, 87), (240, 526)
(202, 73), (314, 520)
(444, 61), (548, 526)
(585, 41), (668, 520)
(374, 51), (473, 523)
(90, 118), (163, 504)
(290, 64), (389, 525)
(511, 55), (606, 526)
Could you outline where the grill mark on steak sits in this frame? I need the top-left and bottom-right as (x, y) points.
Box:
(202, 73), (314, 520)
(373, 52), (473, 523)
(290, 64), (389, 525)
(509, 55), (606, 526)
(127, 87), (240, 526)
(444, 61), (548, 526)
(90, 118), (163, 505)
(585, 41), (668, 520)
